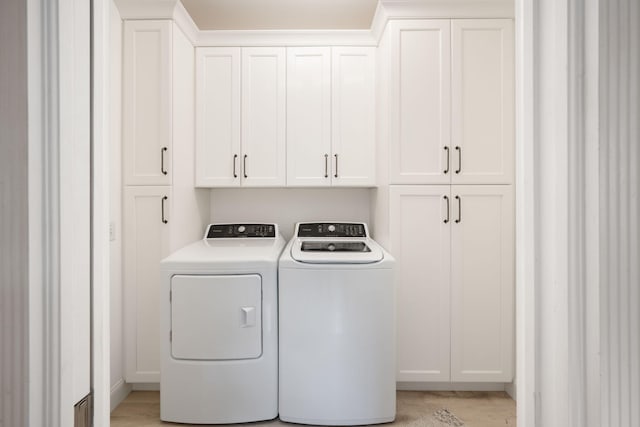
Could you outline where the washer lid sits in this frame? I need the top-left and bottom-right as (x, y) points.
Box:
(290, 238), (384, 264)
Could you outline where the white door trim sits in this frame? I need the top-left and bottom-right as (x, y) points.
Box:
(515, 0), (603, 425)
(28, 0), (62, 424)
(28, 0), (111, 425)
(514, 0), (536, 424)
(92, 0), (111, 425)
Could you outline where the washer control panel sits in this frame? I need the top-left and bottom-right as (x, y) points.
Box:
(296, 222), (367, 238)
(205, 223), (276, 238)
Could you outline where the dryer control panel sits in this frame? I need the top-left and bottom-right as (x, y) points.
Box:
(205, 223), (276, 239)
(296, 222), (367, 238)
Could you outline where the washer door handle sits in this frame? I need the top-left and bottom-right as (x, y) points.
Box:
(241, 306), (256, 327)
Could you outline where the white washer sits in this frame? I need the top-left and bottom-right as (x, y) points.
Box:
(279, 222), (396, 425)
(160, 223), (285, 424)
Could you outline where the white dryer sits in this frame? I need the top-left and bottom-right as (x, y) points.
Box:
(278, 222), (396, 426)
(160, 223), (285, 424)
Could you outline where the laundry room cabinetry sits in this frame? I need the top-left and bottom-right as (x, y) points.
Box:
(390, 185), (514, 382)
(388, 19), (514, 185)
(121, 21), (207, 383)
(123, 186), (171, 382)
(122, 20), (173, 186)
(380, 17), (515, 385)
(287, 46), (375, 187)
(195, 47), (286, 187)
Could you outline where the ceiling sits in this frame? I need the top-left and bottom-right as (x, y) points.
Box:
(180, 0), (379, 30)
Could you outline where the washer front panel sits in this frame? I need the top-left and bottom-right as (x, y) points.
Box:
(171, 274), (262, 360)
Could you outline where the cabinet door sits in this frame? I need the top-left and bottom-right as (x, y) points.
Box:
(241, 48), (286, 186)
(195, 47), (241, 187)
(389, 20), (451, 184)
(123, 186), (171, 382)
(451, 20), (514, 184)
(450, 185), (514, 382)
(331, 47), (376, 187)
(123, 21), (172, 186)
(286, 47), (332, 186)
(390, 185), (451, 382)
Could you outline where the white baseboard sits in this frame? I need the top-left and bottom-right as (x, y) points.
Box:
(132, 382), (160, 391)
(110, 379), (132, 412)
(504, 381), (517, 400)
(396, 382), (507, 392)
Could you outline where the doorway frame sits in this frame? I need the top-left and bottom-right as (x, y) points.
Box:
(34, 0), (609, 425)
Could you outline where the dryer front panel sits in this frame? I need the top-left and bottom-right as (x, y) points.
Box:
(171, 274), (262, 360)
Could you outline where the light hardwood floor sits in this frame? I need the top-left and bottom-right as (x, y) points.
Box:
(111, 390), (515, 427)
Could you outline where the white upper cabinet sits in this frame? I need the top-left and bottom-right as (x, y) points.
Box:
(195, 47), (286, 187)
(451, 20), (514, 184)
(286, 47), (332, 186)
(241, 48), (286, 186)
(123, 21), (173, 186)
(389, 19), (514, 185)
(287, 46), (376, 187)
(389, 20), (451, 185)
(331, 47), (376, 187)
(195, 47), (241, 187)
(196, 45), (375, 188)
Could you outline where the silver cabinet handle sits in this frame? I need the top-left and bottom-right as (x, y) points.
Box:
(161, 147), (168, 175)
(334, 154), (339, 178)
(243, 154), (248, 178)
(443, 195), (450, 223)
(455, 195), (461, 223)
(455, 146), (461, 174)
(161, 196), (168, 224)
(324, 154), (329, 178)
(233, 154), (238, 178)
(444, 146), (450, 174)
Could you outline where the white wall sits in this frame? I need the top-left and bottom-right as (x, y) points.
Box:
(370, 22), (391, 250)
(170, 23), (211, 251)
(109, 0), (129, 409)
(0, 0), (29, 425)
(210, 188), (372, 241)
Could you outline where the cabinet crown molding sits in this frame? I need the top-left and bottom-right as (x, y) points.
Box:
(114, 0), (180, 20)
(115, 0), (514, 47)
(378, 0), (514, 17)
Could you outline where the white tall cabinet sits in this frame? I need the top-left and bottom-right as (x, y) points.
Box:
(122, 20), (207, 383)
(384, 19), (515, 384)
